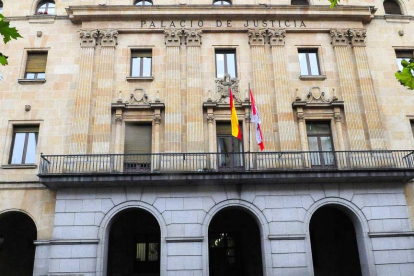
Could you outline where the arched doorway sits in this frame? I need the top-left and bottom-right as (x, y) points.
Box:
(208, 207), (263, 276)
(107, 208), (161, 276)
(310, 205), (362, 276)
(0, 211), (37, 276)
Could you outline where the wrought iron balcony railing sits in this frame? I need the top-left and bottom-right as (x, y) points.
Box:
(39, 150), (414, 175)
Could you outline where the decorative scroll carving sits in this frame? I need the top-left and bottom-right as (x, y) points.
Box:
(215, 73), (241, 104)
(115, 114), (123, 124)
(296, 112), (305, 122)
(164, 28), (185, 47)
(126, 88), (150, 105)
(306, 87), (331, 103)
(207, 114), (215, 123)
(99, 29), (118, 47)
(269, 29), (286, 46)
(248, 28), (267, 46)
(184, 29), (202, 47)
(154, 115), (162, 124)
(330, 29), (349, 46)
(349, 28), (367, 47)
(79, 29), (99, 48)
(334, 113), (342, 122)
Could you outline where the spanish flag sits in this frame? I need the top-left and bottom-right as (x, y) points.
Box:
(230, 88), (242, 140)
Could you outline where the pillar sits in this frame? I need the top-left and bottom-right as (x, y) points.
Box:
(330, 29), (367, 150)
(91, 29), (118, 154)
(248, 28), (276, 150)
(164, 28), (183, 152)
(185, 29), (204, 152)
(349, 28), (386, 150)
(69, 29), (98, 154)
(269, 29), (300, 151)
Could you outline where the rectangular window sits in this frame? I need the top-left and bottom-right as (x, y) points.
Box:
(124, 123), (152, 172)
(215, 49), (237, 78)
(298, 49), (320, 76)
(306, 122), (334, 167)
(135, 235), (160, 262)
(9, 126), (39, 165)
(396, 50), (413, 71)
(131, 50), (152, 77)
(25, 52), (47, 79)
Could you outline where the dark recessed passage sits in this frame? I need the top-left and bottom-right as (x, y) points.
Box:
(310, 206), (362, 276)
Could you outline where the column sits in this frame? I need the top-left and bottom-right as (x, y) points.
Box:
(114, 110), (123, 154)
(69, 29), (98, 154)
(330, 29), (367, 150)
(349, 28), (386, 150)
(269, 29), (300, 151)
(248, 28), (276, 150)
(164, 28), (183, 152)
(92, 29), (118, 154)
(185, 29), (204, 152)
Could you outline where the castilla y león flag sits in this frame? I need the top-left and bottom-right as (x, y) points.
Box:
(250, 89), (264, 151)
(230, 88), (242, 140)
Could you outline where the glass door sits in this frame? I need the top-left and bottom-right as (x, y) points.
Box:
(217, 123), (244, 171)
(306, 122), (335, 168)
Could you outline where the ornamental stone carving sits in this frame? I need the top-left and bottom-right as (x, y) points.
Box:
(99, 29), (118, 47)
(207, 114), (215, 123)
(349, 28), (367, 47)
(248, 28), (267, 46)
(215, 73), (242, 104)
(330, 29), (349, 46)
(306, 87), (331, 103)
(127, 88), (150, 105)
(184, 29), (202, 47)
(79, 29), (99, 48)
(164, 28), (185, 47)
(268, 29), (286, 46)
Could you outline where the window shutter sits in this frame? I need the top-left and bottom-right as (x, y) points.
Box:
(125, 124), (152, 154)
(26, 53), (47, 73)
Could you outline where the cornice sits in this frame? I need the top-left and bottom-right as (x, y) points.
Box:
(65, 5), (376, 24)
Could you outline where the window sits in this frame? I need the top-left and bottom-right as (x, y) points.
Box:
(36, 1), (55, 15)
(131, 50), (152, 77)
(217, 122), (243, 170)
(9, 126), (39, 165)
(213, 0), (232, 5)
(0, 1), (3, 14)
(25, 52), (47, 80)
(396, 50), (413, 71)
(124, 123), (152, 172)
(306, 122), (335, 167)
(215, 50), (237, 78)
(291, 0), (310, 5)
(134, 0), (153, 5)
(384, 0), (402, 15)
(298, 49), (320, 76)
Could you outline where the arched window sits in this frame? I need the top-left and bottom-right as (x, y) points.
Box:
(291, 0), (309, 5)
(384, 0), (403, 15)
(134, 0), (153, 5)
(0, 1), (3, 14)
(36, 1), (55, 15)
(213, 0), (232, 5)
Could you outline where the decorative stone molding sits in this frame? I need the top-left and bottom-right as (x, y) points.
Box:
(115, 114), (123, 124)
(348, 28), (367, 47)
(127, 88), (150, 105)
(334, 113), (342, 123)
(215, 73), (241, 104)
(296, 112), (305, 123)
(268, 29), (286, 46)
(184, 28), (202, 47)
(248, 28), (267, 46)
(164, 28), (185, 47)
(99, 29), (118, 47)
(330, 29), (349, 46)
(207, 114), (215, 123)
(154, 114), (162, 124)
(79, 29), (99, 48)
(306, 87), (331, 103)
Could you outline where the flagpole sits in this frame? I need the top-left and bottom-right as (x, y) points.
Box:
(248, 83), (251, 154)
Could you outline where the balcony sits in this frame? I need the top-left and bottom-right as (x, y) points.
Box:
(38, 151), (414, 188)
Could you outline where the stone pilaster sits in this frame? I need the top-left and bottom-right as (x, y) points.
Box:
(269, 29), (299, 151)
(164, 28), (184, 152)
(248, 28), (276, 150)
(185, 29), (204, 152)
(91, 29), (118, 154)
(330, 29), (367, 150)
(69, 29), (98, 154)
(349, 28), (386, 150)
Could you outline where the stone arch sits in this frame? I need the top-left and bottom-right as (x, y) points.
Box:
(202, 199), (272, 276)
(96, 201), (168, 276)
(0, 208), (39, 232)
(303, 198), (376, 276)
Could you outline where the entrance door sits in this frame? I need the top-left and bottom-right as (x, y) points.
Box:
(306, 122), (335, 168)
(124, 123), (152, 172)
(217, 123), (244, 171)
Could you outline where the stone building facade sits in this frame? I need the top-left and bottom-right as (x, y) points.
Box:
(1, 0), (414, 276)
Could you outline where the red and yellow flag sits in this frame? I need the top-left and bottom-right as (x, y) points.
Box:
(229, 88), (242, 140)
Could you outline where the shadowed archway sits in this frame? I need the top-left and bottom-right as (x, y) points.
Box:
(0, 211), (37, 276)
